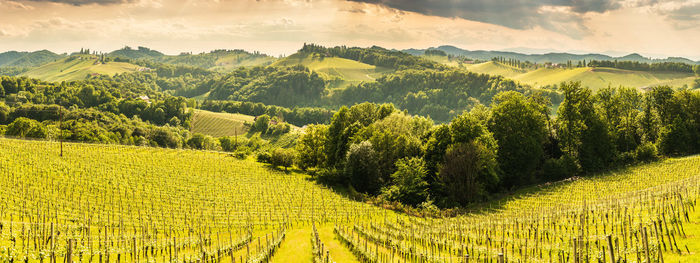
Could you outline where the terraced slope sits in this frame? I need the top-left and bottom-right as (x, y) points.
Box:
(190, 109), (255, 137)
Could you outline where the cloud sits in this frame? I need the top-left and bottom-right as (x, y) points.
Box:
(346, 0), (622, 35)
(0, 1), (35, 9)
(661, 1), (700, 29)
(22, 0), (132, 6)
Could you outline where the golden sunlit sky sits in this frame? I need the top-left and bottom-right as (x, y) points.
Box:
(0, 0), (699, 59)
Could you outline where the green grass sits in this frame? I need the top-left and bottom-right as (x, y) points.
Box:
(462, 61), (696, 90)
(21, 54), (141, 82)
(270, 227), (313, 263)
(190, 109), (256, 137)
(1, 138), (699, 262)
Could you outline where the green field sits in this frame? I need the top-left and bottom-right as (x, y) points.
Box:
(21, 55), (142, 82)
(272, 53), (392, 89)
(463, 61), (696, 90)
(0, 138), (699, 262)
(190, 109), (256, 137)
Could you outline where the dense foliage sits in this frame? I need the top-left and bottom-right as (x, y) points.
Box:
(297, 82), (700, 208)
(332, 69), (528, 122)
(300, 43), (442, 70)
(206, 65), (326, 107)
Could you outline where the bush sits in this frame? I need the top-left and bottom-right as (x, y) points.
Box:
(187, 133), (220, 150)
(271, 148), (296, 170)
(6, 117), (43, 138)
(345, 141), (380, 194)
(256, 151), (272, 164)
(383, 157), (429, 206)
(251, 114), (270, 134)
(635, 142), (658, 162)
(541, 154), (579, 181)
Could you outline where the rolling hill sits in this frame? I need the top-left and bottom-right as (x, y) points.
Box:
(271, 52), (392, 89)
(463, 61), (697, 90)
(106, 46), (276, 71)
(161, 49), (276, 71)
(20, 54), (143, 82)
(0, 50), (65, 67)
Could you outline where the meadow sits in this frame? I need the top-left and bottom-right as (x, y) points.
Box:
(0, 137), (698, 262)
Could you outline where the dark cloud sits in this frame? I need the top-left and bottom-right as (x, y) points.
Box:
(347, 0), (622, 32)
(23, 0), (131, 6)
(663, 2), (700, 29)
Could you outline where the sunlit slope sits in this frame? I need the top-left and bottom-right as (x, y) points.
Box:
(21, 55), (141, 82)
(272, 53), (392, 88)
(210, 53), (276, 71)
(191, 109), (256, 137)
(462, 61), (696, 90)
(0, 137), (698, 262)
(464, 61), (527, 78)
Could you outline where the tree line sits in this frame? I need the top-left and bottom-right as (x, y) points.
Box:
(587, 60), (698, 73)
(293, 82), (700, 208)
(300, 43), (442, 70)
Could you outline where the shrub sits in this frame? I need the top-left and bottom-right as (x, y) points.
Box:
(256, 151), (272, 164)
(271, 148), (296, 170)
(635, 142), (658, 162)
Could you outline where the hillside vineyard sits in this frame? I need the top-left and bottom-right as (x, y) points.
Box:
(0, 138), (698, 262)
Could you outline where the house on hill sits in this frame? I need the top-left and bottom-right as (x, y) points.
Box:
(139, 95), (151, 104)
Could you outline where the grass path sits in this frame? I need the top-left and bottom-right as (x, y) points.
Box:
(271, 227), (313, 263)
(665, 207), (700, 262)
(318, 225), (360, 263)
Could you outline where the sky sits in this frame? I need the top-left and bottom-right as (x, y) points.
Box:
(0, 0), (699, 60)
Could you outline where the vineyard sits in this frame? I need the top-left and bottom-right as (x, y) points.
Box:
(190, 110), (255, 138)
(0, 138), (698, 262)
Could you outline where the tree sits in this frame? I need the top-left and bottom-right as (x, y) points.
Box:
(438, 142), (498, 206)
(658, 117), (694, 156)
(489, 91), (547, 187)
(151, 127), (181, 148)
(6, 117), (40, 138)
(251, 114), (270, 134)
(271, 148), (296, 171)
(557, 81), (614, 172)
(0, 102), (9, 124)
(187, 133), (219, 150)
(296, 124), (328, 170)
(384, 157), (429, 206)
(557, 81), (591, 157)
(345, 141), (380, 194)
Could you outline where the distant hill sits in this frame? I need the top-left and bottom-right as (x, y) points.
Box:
(159, 49), (275, 71)
(21, 54), (143, 82)
(271, 52), (392, 89)
(463, 61), (696, 90)
(107, 46), (164, 59)
(106, 47), (275, 71)
(404, 45), (700, 65)
(0, 50), (65, 67)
